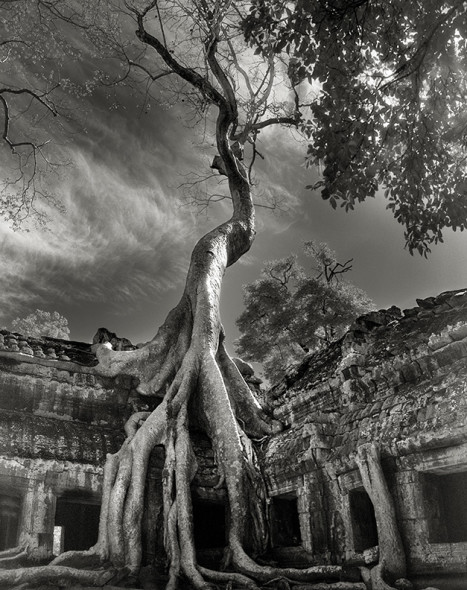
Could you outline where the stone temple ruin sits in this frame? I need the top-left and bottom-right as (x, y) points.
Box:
(0, 289), (466, 589)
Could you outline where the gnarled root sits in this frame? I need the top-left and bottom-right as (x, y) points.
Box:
(0, 546), (24, 559)
(0, 547), (29, 569)
(288, 584), (366, 590)
(198, 565), (260, 590)
(0, 564), (115, 588)
(50, 399), (168, 579)
(0, 318), (363, 590)
(368, 561), (398, 590)
(96, 298), (193, 397)
(231, 543), (348, 584)
(355, 444), (406, 584)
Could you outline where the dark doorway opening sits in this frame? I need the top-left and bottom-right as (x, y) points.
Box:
(424, 470), (467, 543)
(349, 488), (378, 551)
(0, 493), (21, 550)
(55, 491), (100, 552)
(192, 499), (226, 549)
(271, 495), (301, 547)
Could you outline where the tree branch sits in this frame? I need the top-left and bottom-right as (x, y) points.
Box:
(382, 0), (467, 88)
(134, 11), (226, 109)
(0, 86), (59, 119)
(127, 60), (173, 82)
(252, 114), (300, 132)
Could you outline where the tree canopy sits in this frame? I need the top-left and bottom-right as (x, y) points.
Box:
(10, 308), (70, 339)
(235, 242), (375, 381)
(4, 0), (467, 251)
(243, 0), (467, 254)
(1, 3), (352, 589)
(0, 0), (302, 225)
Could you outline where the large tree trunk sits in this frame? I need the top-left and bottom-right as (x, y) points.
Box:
(0, 135), (362, 590)
(356, 444), (406, 586)
(0, 20), (366, 585)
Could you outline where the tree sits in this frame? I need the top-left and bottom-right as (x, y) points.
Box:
(243, 0), (467, 255)
(10, 309), (70, 340)
(0, 2), (350, 589)
(235, 242), (375, 381)
(0, 1), (461, 588)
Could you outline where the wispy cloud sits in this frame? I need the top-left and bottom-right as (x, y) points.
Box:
(0, 62), (240, 331)
(0, 143), (197, 325)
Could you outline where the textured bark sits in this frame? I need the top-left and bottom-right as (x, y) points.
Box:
(0, 547), (28, 569)
(0, 155), (363, 589)
(356, 444), (406, 583)
(0, 564), (115, 586)
(0, 7), (368, 588)
(369, 561), (399, 590)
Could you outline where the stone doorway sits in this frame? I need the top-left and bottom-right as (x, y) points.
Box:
(424, 470), (467, 543)
(54, 491), (100, 552)
(349, 488), (378, 552)
(271, 494), (301, 547)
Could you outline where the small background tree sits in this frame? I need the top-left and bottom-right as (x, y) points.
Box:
(10, 309), (70, 340)
(235, 242), (375, 381)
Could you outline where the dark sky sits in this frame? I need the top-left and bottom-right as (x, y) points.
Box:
(1, 15), (467, 355)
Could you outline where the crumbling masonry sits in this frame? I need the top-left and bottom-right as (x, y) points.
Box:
(0, 290), (466, 589)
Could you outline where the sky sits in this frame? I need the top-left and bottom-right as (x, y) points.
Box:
(1, 6), (467, 360)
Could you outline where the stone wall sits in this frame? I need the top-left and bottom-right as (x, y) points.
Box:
(1, 290), (466, 588)
(262, 289), (467, 587)
(0, 333), (146, 560)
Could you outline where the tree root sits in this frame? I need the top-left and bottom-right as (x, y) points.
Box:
(231, 545), (346, 584)
(217, 342), (282, 437)
(95, 298), (193, 397)
(0, 547), (29, 569)
(0, 564), (115, 587)
(0, 546), (24, 558)
(198, 566), (260, 590)
(0, 341), (365, 590)
(369, 561), (398, 590)
(0, 287), (365, 590)
(291, 584), (366, 590)
(355, 444), (406, 582)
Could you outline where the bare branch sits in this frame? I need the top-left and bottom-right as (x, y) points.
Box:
(226, 37), (255, 100)
(267, 258), (295, 286)
(253, 53), (275, 110)
(134, 10), (226, 108)
(317, 258), (354, 284)
(128, 60), (173, 82)
(252, 114), (300, 132)
(0, 86), (59, 118)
